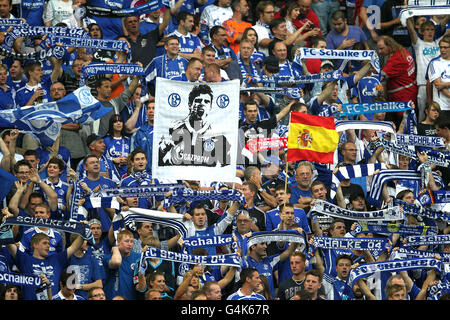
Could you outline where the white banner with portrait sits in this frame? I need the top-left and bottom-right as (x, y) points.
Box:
(152, 77), (240, 182)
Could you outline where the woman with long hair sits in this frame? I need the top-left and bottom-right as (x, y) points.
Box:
(241, 27), (266, 67)
(103, 114), (131, 178)
(280, 2), (301, 34)
(254, 274), (273, 300)
(417, 101), (441, 137)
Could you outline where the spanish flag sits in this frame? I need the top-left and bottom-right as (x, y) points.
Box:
(286, 112), (339, 164)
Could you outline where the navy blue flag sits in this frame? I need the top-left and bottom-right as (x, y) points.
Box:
(0, 86), (111, 146)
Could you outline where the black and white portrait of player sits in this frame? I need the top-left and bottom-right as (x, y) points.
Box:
(158, 83), (231, 166)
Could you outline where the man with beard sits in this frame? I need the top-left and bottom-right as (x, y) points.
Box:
(158, 84), (231, 167)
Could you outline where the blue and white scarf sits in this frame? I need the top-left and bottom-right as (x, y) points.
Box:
(296, 48), (380, 73)
(0, 272), (42, 287)
(139, 246), (241, 275)
(403, 234), (450, 247)
(340, 101), (412, 117)
(90, 184), (184, 198)
(0, 216), (94, 245)
(167, 189), (244, 205)
(0, 18), (25, 31)
(311, 236), (389, 251)
(368, 170), (444, 208)
(246, 230), (306, 253)
(1, 25), (88, 61)
(311, 199), (403, 221)
(247, 70), (343, 85)
(394, 199), (450, 223)
(85, 0), (166, 18)
(330, 163), (386, 199)
(346, 258), (443, 288)
(80, 62), (144, 86)
(373, 134), (450, 167)
(390, 247), (450, 262)
(352, 221), (438, 236)
(182, 234), (235, 249)
(334, 120), (395, 134)
(419, 190), (450, 205)
(47, 36), (130, 52)
(394, 133), (446, 148)
(113, 208), (188, 239)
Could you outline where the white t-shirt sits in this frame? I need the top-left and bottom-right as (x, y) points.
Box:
(428, 55), (450, 111)
(200, 5), (233, 29)
(413, 37), (441, 86)
(43, 0), (74, 26)
(252, 22), (272, 57)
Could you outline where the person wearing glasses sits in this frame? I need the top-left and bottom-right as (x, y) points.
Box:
(252, 1), (276, 56)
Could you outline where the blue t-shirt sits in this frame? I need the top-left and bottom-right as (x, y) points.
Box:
(265, 207), (311, 233)
(104, 135), (131, 178)
(78, 176), (117, 232)
(103, 251), (141, 300)
(288, 185), (313, 206)
(132, 123), (154, 173)
(69, 251), (103, 299)
(0, 85), (15, 110)
(19, 0), (45, 26)
(243, 254), (280, 298)
(14, 249), (69, 300)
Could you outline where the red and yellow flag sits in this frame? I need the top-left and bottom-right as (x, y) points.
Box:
(286, 112), (339, 164)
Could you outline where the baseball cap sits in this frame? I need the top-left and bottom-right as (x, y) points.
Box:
(86, 134), (104, 147)
(320, 60), (334, 69)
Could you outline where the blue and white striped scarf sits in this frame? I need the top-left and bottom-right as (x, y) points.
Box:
(0, 216), (95, 245)
(246, 70), (343, 85)
(1, 25), (88, 61)
(245, 230), (307, 256)
(394, 199), (450, 223)
(391, 247), (450, 262)
(403, 234), (450, 247)
(311, 236), (389, 251)
(374, 134), (450, 167)
(351, 221), (438, 236)
(112, 208), (188, 239)
(330, 163), (386, 199)
(394, 133), (446, 148)
(334, 120), (395, 134)
(90, 183), (184, 198)
(139, 246), (241, 275)
(311, 199), (403, 221)
(80, 62), (144, 86)
(85, 0), (167, 17)
(167, 189), (244, 205)
(346, 258), (443, 288)
(368, 169), (444, 208)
